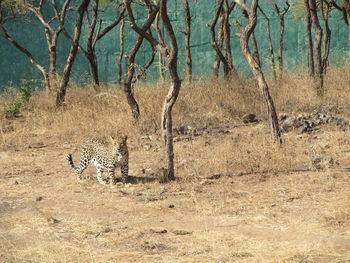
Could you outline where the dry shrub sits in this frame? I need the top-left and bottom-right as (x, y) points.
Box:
(0, 66), (349, 151)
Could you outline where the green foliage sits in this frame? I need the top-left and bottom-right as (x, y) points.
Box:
(6, 80), (34, 119)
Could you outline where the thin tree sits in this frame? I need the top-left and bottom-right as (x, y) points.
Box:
(304, 0), (314, 76)
(122, 2), (158, 119)
(268, 0), (290, 78)
(124, 0), (182, 181)
(234, 0), (282, 144)
(117, 15), (125, 84)
(258, 5), (276, 80)
(308, 0), (324, 96)
(0, 0), (71, 92)
(182, 0), (192, 83)
(56, 0), (91, 107)
(62, 1), (125, 91)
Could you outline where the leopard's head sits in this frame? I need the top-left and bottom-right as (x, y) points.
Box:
(110, 135), (128, 152)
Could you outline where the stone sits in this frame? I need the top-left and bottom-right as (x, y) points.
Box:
(310, 155), (334, 171)
(242, 113), (258, 124)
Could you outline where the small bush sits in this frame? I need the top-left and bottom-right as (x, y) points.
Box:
(6, 81), (34, 119)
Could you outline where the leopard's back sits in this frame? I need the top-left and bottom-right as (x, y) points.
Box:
(67, 136), (129, 184)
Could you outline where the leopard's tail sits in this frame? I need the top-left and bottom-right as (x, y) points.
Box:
(67, 154), (77, 170)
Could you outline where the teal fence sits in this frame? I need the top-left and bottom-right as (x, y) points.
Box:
(0, 0), (348, 89)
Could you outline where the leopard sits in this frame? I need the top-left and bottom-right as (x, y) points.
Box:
(67, 135), (129, 184)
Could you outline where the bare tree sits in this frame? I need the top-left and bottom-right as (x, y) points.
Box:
(117, 15), (125, 85)
(182, 0), (192, 83)
(62, 1), (125, 91)
(234, 0), (282, 144)
(304, 0), (314, 76)
(124, 0), (181, 181)
(309, 0), (324, 96)
(56, 0), (91, 107)
(268, 0), (290, 78)
(0, 0), (71, 92)
(258, 5), (276, 80)
(210, 0), (239, 80)
(122, 2), (158, 119)
(153, 13), (165, 82)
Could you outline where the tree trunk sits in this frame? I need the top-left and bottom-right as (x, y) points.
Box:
(212, 11), (225, 79)
(117, 16), (125, 85)
(341, 0), (350, 45)
(309, 0), (324, 96)
(159, 0), (181, 181)
(210, 0), (230, 79)
(234, 0), (281, 144)
(153, 13), (165, 82)
(183, 0), (192, 83)
(320, 0), (331, 75)
(123, 5), (158, 119)
(258, 5), (276, 79)
(56, 0), (91, 107)
(304, 0), (314, 77)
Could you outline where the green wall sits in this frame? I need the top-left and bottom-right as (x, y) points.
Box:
(0, 0), (348, 89)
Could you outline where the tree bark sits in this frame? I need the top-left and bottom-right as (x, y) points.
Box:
(117, 16), (125, 85)
(304, 0), (314, 76)
(56, 0), (91, 107)
(209, 0), (231, 79)
(182, 0), (192, 83)
(320, 0), (331, 74)
(258, 5), (276, 79)
(234, 0), (282, 144)
(309, 0), (324, 96)
(123, 4), (159, 119)
(269, 0), (290, 78)
(124, 0), (182, 181)
(153, 13), (165, 82)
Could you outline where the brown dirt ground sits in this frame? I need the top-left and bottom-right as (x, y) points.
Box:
(1, 124), (350, 263)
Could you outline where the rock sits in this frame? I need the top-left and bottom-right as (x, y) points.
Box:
(280, 115), (296, 132)
(168, 204), (175, 209)
(171, 229), (193, 235)
(242, 113), (258, 124)
(150, 228), (168, 234)
(14, 180), (19, 185)
(310, 155), (334, 171)
(178, 125), (193, 135)
(35, 196), (43, 201)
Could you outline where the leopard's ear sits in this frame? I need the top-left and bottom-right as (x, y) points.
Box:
(123, 135), (128, 142)
(109, 135), (116, 144)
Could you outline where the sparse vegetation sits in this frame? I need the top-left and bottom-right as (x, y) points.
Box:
(0, 68), (349, 262)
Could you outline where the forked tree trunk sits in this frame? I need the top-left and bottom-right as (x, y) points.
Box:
(56, 0), (91, 107)
(123, 4), (159, 119)
(212, 10), (225, 79)
(124, 0), (182, 181)
(234, 0), (281, 144)
(269, 0), (290, 79)
(183, 0), (192, 83)
(210, 0), (231, 79)
(304, 0), (314, 76)
(309, 0), (324, 96)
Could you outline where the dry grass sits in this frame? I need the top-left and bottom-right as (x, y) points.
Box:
(1, 67), (350, 262)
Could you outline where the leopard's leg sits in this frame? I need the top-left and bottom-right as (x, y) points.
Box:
(121, 163), (129, 183)
(107, 166), (116, 185)
(96, 165), (106, 184)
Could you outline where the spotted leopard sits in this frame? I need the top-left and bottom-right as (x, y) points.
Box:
(67, 136), (129, 184)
